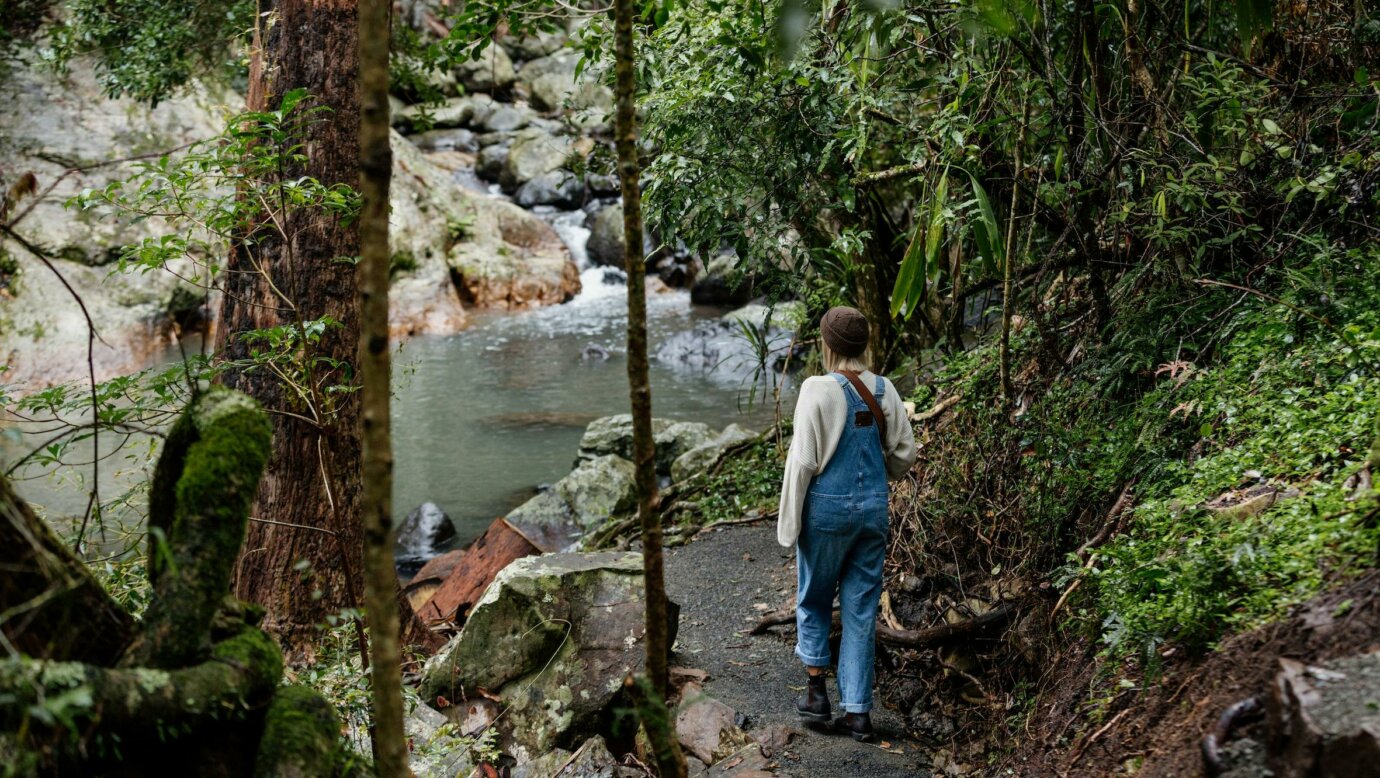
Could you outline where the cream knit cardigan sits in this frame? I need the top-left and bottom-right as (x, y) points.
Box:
(776, 372), (919, 547)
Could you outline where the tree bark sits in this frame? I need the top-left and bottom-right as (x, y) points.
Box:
(358, 0), (407, 773)
(217, 0), (368, 652)
(611, 0), (687, 774)
(0, 476), (133, 664)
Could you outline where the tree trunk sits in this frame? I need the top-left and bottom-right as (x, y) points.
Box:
(611, 0), (687, 774)
(216, 0), (367, 652)
(358, 0), (407, 773)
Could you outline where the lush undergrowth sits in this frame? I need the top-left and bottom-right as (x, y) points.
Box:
(892, 245), (1380, 667)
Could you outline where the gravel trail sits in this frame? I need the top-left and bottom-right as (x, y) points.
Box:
(665, 521), (932, 777)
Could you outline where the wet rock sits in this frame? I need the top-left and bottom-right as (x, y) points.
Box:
(476, 142), (511, 182)
(706, 744), (772, 777)
(587, 202), (626, 267)
(449, 194), (581, 308)
(748, 724), (796, 759)
(515, 169), (585, 209)
(581, 344), (611, 362)
(722, 301), (807, 333)
(395, 94), (496, 131)
(671, 424), (757, 483)
(396, 502), (458, 569)
(411, 128), (479, 153)
(501, 127), (575, 191)
(1267, 653), (1380, 777)
(419, 552), (677, 762)
(578, 415), (717, 476)
(482, 104), (532, 133)
(455, 45), (516, 92)
(691, 252), (756, 306)
(586, 171), (622, 196)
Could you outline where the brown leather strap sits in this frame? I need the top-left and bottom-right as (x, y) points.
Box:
(838, 370), (888, 451)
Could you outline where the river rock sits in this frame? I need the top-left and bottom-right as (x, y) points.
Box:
(396, 502), (458, 568)
(505, 455), (637, 549)
(476, 142), (511, 182)
(515, 169), (585, 209)
(587, 202), (626, 267)
(411, 127), (479, 153)
(503, 27), (569, 61)
(723, 301), (808, 332)
(0, 58), (229, 389)
(419, 552), (677, 762)
(482, 103), (532, 133)
(388, 132), (471, 335)
(577, 415), (717, 475)
(395, 94), (496, 131)
(455, 44), (516, 92)
(448, 194), (581, 308)
(1266, 653), (1380, 777)
(691, 252), (755, 306)
(670, 424), (757, 484)
(500, 127), (575, 191)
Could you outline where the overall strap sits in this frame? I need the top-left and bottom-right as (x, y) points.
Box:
(837, 370), (888, 450)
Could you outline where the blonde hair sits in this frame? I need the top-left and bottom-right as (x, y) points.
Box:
(822, 342), (870, 374)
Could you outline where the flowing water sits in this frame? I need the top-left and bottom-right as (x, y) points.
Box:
(5, 206), (797, 551)
(392, 209), (792, 546)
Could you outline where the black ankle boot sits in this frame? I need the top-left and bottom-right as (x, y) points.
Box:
(834, 712), (876, 742)
(796, 674), (831, 723)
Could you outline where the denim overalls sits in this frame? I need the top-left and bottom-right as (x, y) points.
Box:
(795, 372), (889, 714)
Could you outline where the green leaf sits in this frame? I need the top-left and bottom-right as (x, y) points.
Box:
(1236, 0), (1273, 56)
(962, 170), (1003, 275)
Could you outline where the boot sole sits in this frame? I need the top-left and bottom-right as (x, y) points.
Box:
(849, 730), (877, 743)
(797, 710), (832, 723)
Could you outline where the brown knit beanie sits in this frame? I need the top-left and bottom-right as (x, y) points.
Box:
(820, 306), (869, 358)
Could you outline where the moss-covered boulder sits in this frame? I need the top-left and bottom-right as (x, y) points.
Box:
(418, 552), (676, 763)
(577, 415), (717, 476)
(505, 454), (637, 551)
(670, 424), (757, 484)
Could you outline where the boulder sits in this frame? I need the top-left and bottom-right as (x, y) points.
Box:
(691, 251), (756, 306)
(671, 424), (757, 484)
(411, 128), (479, 153)
(448, 194), (581, 308)
(500, 127), (575, 191)
(419, 552), (678, 762)
(395, 94), (496, 131)
(515, 169), (585, 209)
(503, 27), (569, 61)
(476, 142), (511, 182)
(577, 415), (717, 476)
(455, 44), (516, 92)
(675, 683), (753, 765)
(722, 300), (808, 332)
(505, 455), (637, 550)
(587, 202), (626, 268)
(395, 502), (458, 569)
(1267, 653), (1380, 777)
(0, 59), (229, 389)
(388, 132), (472, 335)
(482, 103), (532, 133)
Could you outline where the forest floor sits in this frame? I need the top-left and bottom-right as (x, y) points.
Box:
(665, 521), (932, 777)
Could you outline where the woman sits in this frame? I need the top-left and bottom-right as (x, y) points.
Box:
(778, 306), (918, 742)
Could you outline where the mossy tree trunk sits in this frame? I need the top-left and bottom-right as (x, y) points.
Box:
(358, 0), (408, 773)
(215, 0), (369, 653)
(611, 0), (688, 775)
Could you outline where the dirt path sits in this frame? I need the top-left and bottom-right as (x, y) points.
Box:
(665, 521), (931, 777)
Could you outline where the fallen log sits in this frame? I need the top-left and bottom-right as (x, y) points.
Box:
(417, 517), (541, 624)
(750, 602), (1018, 648)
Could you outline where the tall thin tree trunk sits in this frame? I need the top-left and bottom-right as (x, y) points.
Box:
(1000, 92), (1031, 404)
(217, 0), (367, 654)
(611, 1), (687, 774)
(358, 0), (406, 774)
